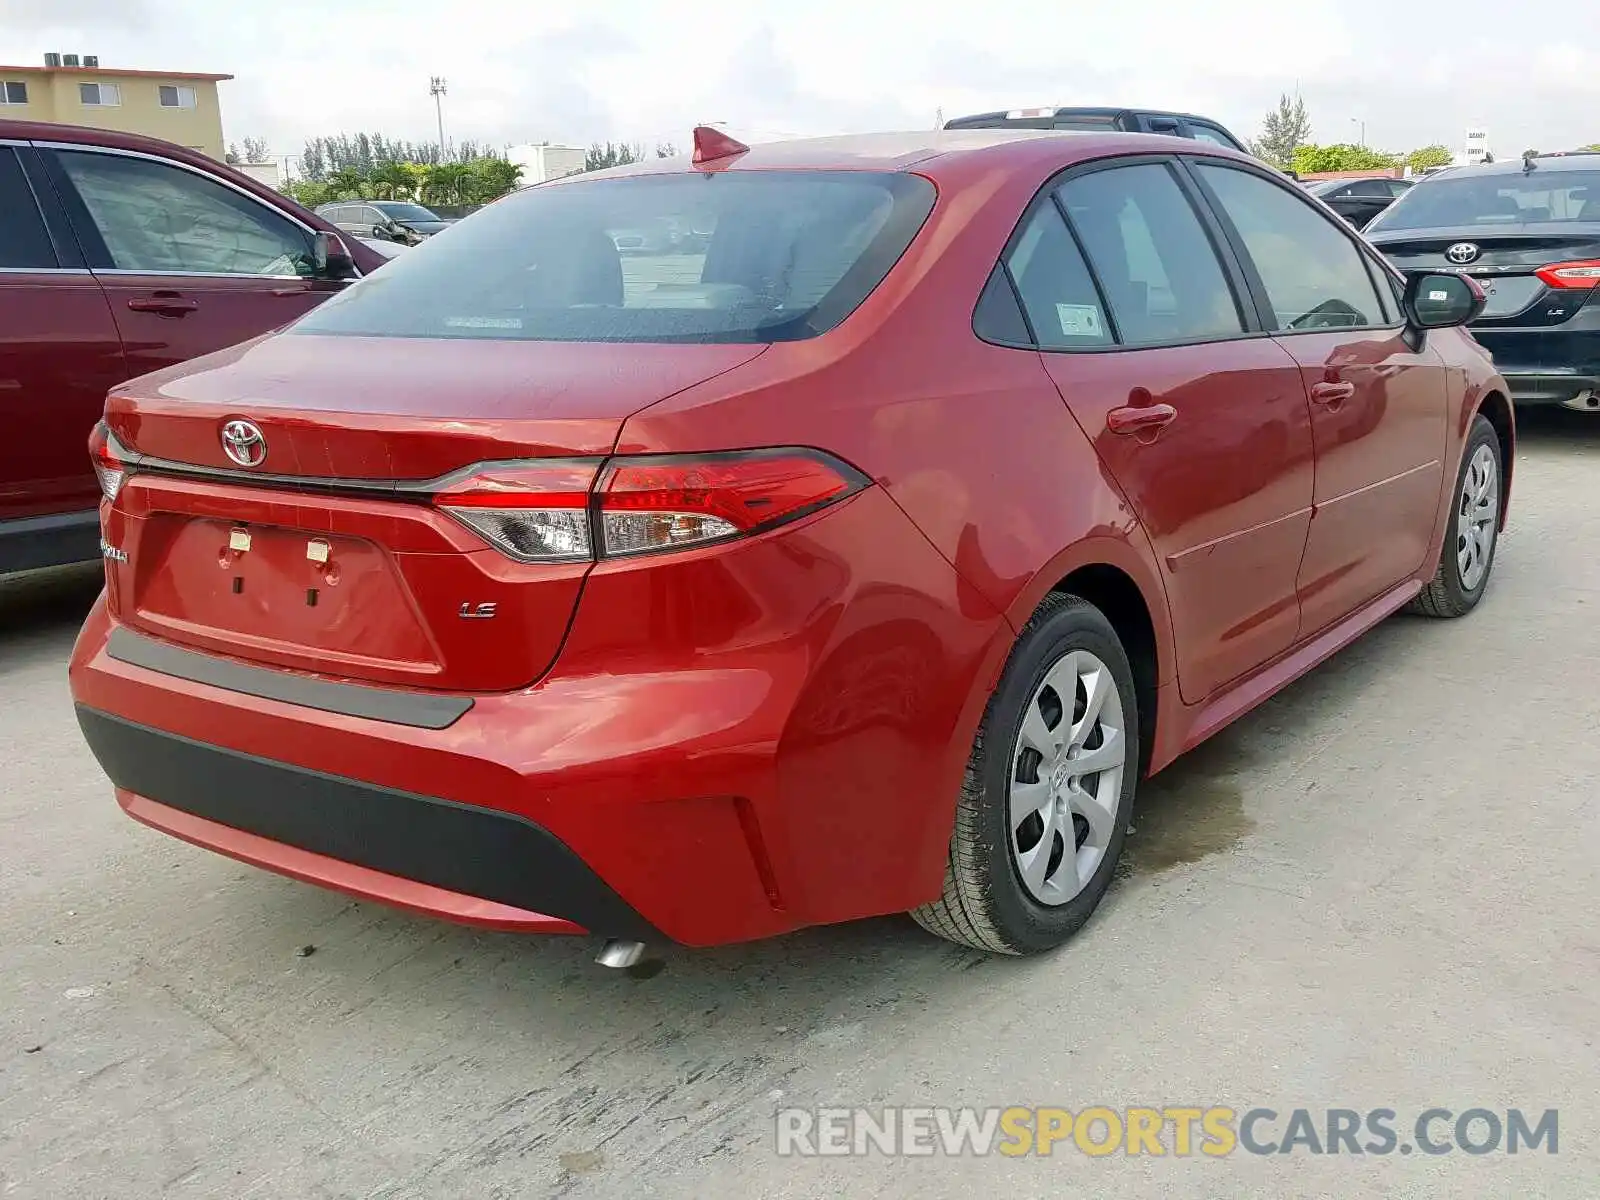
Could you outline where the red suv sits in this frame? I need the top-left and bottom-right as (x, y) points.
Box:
(69, 129), (1512, 956)
(0, 121), (385, 576)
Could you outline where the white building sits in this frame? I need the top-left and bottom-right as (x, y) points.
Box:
(234, 161), (281, 190)
(508, 142), (586, 187)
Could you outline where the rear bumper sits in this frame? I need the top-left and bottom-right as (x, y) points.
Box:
(1471, 316), (1600, 406)
(67, 488), (1011, 947)
(78, 706), (654, 938)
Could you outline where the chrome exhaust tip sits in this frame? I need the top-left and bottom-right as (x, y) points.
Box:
(1561, 390), (1599, 413)
(595, 939), (648, 969)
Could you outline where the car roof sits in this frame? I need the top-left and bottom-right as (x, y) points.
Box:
(558, 128), (1255, 182)
(948, 105), (1220, 124)
(1426, 153), (1600, 180)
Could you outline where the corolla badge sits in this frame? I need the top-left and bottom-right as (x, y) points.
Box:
(220, 419), (268, 467)
(1446, 242), (1481, 265)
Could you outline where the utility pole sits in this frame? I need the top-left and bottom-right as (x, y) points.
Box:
(430, 76), (448, 159)
(1350, 117), (1366, 148)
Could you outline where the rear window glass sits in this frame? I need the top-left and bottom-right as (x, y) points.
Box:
(1375, 169), (1600, 229)
(293, 170), (935, 344)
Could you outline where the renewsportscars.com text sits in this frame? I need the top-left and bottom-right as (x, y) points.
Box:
(775, 1106), (1558, 1158)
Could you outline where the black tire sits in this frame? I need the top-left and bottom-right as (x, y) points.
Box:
(912, 593), (1140, 954)
(1406, 414), (1502, 618)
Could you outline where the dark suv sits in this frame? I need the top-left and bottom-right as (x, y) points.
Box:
(944, 106), (1250, 153)
(1365, 153), (1600, 411)
(0, 120), (387, 576)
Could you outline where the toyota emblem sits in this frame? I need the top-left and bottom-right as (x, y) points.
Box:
(220, 419), (268, 468)
(1445, 242), (1480, 265)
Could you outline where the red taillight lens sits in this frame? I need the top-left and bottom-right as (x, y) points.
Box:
(87, 422), (124, 502)
(433, 460), (599, 563)
(597, 450), (867, 557)
(433, 450), (868, 563)
(1535, 260), (1600, 289)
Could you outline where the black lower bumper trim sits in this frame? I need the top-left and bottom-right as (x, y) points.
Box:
(76, 706), (661, 941)
(0, 509), (99, 575)
(107, 628), (473, 730)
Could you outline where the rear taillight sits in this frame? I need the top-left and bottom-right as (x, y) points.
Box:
(1535, 260), (1600, 289)
(433, 460), (599, 563)
(87, 422), (124, 502)
(597, 450), (866, 557)
(433, 449), (867, 563)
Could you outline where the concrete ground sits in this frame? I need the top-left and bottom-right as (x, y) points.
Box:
(2, 410), (1597, 1199)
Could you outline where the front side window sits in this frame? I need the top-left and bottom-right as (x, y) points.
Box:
(1196, 163), (1386, 332)
(158, 85), (197, 109)
(0, 81), (27, 105)
(1056, 162), (1245, 346)
(294, 170), (935, 344)
(54, 150), (314, 276)
(79, 82), (121, 107)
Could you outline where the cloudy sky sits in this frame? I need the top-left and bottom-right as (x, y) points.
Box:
(4, 0), (1596, 164)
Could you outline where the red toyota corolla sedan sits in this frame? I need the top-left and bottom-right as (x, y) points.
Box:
(69, 127), (1512, 956)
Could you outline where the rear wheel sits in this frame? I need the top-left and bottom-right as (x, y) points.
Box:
(1407, 414), (1502, 618)
(912, 593), (1139, 954)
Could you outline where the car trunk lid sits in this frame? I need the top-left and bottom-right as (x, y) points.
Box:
(1369, 225), (1600, 321)
(101, 334), (767, 692)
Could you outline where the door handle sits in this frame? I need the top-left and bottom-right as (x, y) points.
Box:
(127, 295), (198, 316)
(1310, 381), (1356, 406)
(1107, 402), (1178, 436)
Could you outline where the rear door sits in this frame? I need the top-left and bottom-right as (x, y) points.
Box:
(0, 141), (125, 565)
(1191, 159), (1449, 635)
(1012, 157), (1316, 702)
(37, 145), (345, 378)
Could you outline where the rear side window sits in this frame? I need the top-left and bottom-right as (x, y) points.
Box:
(294, 171), (936, 344)
(0, 148), (56, 269)
(1003, 204), (1112, 347)
(1196, 164), (1386, 331)
(1056, 163), (1245, 345)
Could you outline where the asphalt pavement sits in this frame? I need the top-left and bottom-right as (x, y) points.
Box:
(2, 410), (1598, 1198)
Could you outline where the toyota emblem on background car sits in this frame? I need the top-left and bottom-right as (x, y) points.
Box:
(1446, 242), (1481, 265)
(220, 419), (268, 467)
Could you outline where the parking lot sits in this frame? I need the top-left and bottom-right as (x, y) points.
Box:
(2, 409), (1597, 1198)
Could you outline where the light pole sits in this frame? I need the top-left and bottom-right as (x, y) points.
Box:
(1350, 117), (1366, 148)
(430, 76), (448, 158)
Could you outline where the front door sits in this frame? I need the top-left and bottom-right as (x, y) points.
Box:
(0, 143), (126, 569)
(39, 146), (339, 379)
(1192, 161), (1449, 635)
(1009, 159), (1316, 703)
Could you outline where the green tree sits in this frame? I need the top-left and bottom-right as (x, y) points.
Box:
(1581, 143), (1600, 153)
(583, 141), (643, 172)
(368, 162), (413, 200)
(1251, 93), (1312, 168)
(423, 162), (467, 204)
(460, 157), (523, 203)
(241, 135), (270, 163)
(1405, 144), (1453, 172)
(283, 180), (335, 208)
(1291, 143), (1400, 174)
(328, 167), (368, 199)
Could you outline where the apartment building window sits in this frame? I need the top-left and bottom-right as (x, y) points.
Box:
(79, 82), (122, 106)
(159, 85), (197, 109)
(0, 81), (27, 104)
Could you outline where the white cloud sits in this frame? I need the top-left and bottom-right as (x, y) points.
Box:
(6, 0), (1596, 162)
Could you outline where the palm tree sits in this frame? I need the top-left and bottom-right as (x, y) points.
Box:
(423, 163), (466, 205)
(368, 162), (412, 201)
(328, 167), (367, 199)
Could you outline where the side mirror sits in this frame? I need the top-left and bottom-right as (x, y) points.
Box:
(1402, 272), (1485, 329)
(312, 231), (357, 280)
